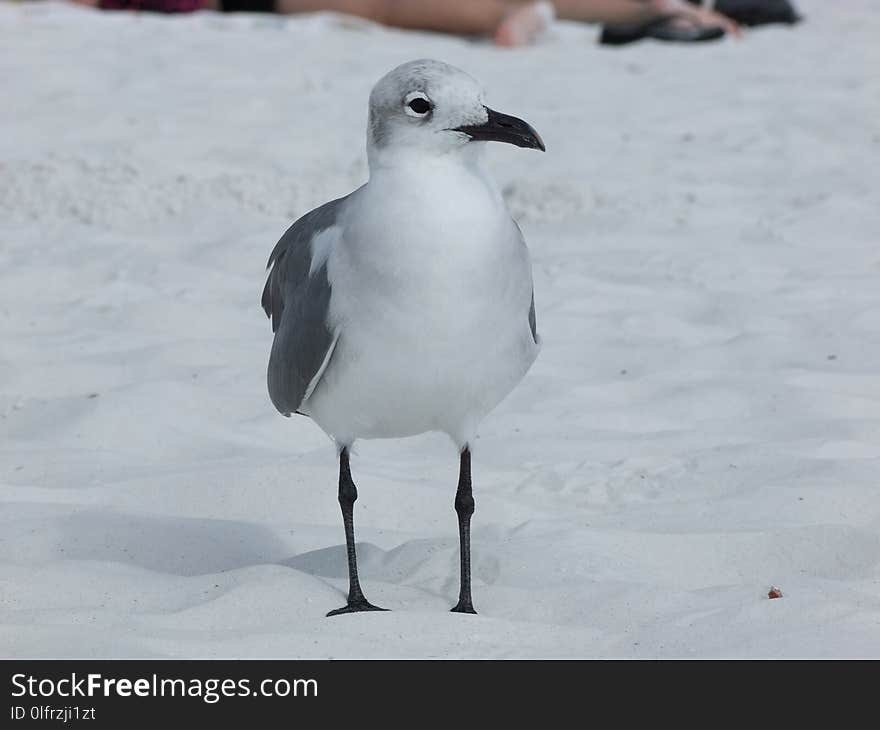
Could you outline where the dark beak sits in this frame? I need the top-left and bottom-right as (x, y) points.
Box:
(453, 106), (545, 151)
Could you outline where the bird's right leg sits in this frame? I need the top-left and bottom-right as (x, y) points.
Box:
(451, 446), (477, 614)
(327, 446), (387, 616)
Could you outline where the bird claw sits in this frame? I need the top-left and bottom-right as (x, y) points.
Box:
(326, 599), (388, 617)
(450, 602), (477, 615)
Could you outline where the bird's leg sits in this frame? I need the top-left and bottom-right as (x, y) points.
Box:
(327, 447), (387, 616)
(451, 446), (477, 614)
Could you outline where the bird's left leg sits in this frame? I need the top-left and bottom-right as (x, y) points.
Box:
(327, 446), (387, 616)
(451, 446), (477, 614)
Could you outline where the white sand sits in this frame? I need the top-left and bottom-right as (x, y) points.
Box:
(2, 0), (879, 658)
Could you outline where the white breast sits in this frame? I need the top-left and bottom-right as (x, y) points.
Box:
(303, 155), (539, 447)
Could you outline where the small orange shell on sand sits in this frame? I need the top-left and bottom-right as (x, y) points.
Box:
(768, 586), (783, 599)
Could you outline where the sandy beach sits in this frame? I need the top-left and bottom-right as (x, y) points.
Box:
(2, 0), (879, 657)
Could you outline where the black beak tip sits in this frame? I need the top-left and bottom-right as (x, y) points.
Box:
(511, 127), (545, 152)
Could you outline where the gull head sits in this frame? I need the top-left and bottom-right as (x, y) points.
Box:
(367, 59), (544, 164)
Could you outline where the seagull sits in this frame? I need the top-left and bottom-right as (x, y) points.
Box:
(261, 59), (544, 616)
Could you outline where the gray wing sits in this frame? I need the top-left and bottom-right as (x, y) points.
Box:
(513, 221), (538, 345)
(261, 196), (346, 416)
(528, 289), (537, 344)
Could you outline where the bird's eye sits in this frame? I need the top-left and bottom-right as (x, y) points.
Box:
(405, 94), (432, 117)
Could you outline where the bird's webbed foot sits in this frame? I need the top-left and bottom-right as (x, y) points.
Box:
(327, 598), (388, 617)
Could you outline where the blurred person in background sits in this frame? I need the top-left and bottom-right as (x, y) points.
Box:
(69, 0), (746, 45)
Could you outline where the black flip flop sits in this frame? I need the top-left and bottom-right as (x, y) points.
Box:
(600, 17), (724, 46)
